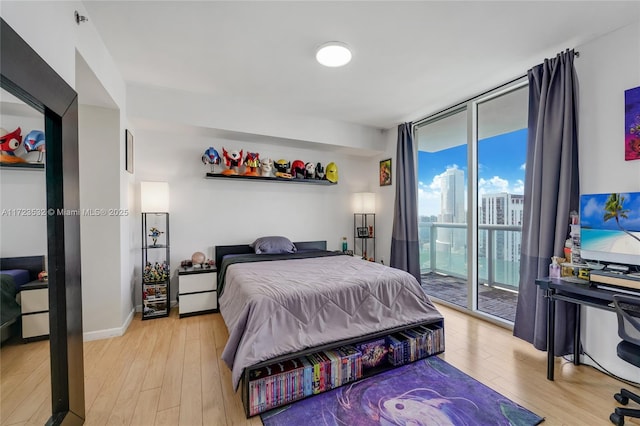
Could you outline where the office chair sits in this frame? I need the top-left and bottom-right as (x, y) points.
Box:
(610, 294), (640, 426)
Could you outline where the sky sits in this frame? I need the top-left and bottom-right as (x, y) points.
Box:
(417, 129), (527, 217)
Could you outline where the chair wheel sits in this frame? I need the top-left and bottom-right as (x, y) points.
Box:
(610, 412), (624, 426)
(614, 393), (630, 405)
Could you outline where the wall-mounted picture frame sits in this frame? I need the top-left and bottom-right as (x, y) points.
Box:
(357, 227), (369, 238)
(125, 129), (134, 173)
(625, 86), (640, 161)
(379, 158), (392, 186)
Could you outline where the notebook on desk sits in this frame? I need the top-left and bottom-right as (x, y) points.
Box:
(590, 270), (640, 291)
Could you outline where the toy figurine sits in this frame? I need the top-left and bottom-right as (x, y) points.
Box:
(315, 162), (325, 180)
(148, 227), (164, 246)
(291, 160), (305, 179)
(260, 158), (274, 177)
(274, 159), (292, 179)
(243, 152), (260, 176)
(23, 130), (46, 163)
(325, 162), (338, 183)
(0, 127), (25, 164)
(222, 147), (243, 175)
(304, 162), (316, 179)
(202, 147), (221, 173)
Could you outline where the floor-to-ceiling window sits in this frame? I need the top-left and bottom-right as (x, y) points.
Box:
(416, 78), (527, 323)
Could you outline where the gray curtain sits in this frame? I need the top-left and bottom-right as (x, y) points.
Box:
(513, 50), (580, 355)
(390, 122), (421, 282)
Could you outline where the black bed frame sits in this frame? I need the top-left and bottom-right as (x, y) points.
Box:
(214, 241), (445, 418)
(214, 240), (327, 276)
(0, 255), (46, 282)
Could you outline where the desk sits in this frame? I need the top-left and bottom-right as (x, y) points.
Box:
(535, 277), (627, 380)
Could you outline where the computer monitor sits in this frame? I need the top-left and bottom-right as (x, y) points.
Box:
(579, 192), (640, 267)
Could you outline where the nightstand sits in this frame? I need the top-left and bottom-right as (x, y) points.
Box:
(20, 280), (49, 341)
(178, 266), (218, 317)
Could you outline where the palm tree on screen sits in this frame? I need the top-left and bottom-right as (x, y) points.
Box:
(603, 193), (640, 243)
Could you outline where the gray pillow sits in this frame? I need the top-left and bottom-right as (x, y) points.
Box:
(250, 236), (297, 254)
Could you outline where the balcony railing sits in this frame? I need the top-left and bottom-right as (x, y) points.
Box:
(419, 222), (522, 291)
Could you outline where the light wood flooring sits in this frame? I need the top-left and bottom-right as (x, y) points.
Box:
(1, 303), (639, 425)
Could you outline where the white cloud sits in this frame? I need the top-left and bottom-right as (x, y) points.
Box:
(582, 197), (601, 218)
(478, 176), (510, 194)
(520, 163), (526, 170)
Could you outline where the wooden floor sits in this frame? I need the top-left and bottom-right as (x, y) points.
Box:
(1, 303), (639, 425)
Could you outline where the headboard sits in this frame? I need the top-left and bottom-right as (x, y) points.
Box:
(214, 240), (327, 270)
(0, 255), (45, 282)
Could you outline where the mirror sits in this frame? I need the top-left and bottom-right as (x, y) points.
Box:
(1, 18), (85, 426)
(0, 87), (51, 423)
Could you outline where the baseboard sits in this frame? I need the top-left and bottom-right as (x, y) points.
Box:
(82, 308), (135, 342)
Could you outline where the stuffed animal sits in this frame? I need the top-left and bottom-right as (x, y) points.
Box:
(243, 152), (260, 176)
(0, 127), (25, 163)
(291, 160), (305, 179)
(304, 162), (316, 179)
(260, 158), (274, 177)
(222, 147), (243, 175)
(202, 147), (221, 173)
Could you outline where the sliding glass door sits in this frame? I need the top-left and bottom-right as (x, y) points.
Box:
(416, 79), (527, 323)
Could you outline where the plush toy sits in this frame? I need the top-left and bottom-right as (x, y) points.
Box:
(291, 160), (305, 179)
(304, 162), (316, 179)
(243, 152), (260, 176)
(202, 147), (221, 173)
(315, 162), (325, 180)
(274, 159), (292, 179)
(222, 147), (243, 175)
(23, 130), (45, 162)
(260, 158), (274, 177)
(325, 162), (338, 183)
(0, 127), (25, 163)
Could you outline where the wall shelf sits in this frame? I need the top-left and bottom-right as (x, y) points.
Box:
(205, 172), (336, 185)
(0, 162), (44, 169)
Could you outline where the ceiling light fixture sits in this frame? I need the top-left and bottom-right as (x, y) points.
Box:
(316, 42), (352, 67)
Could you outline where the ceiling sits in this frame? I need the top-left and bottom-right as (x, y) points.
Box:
(82, 1), (640, 130)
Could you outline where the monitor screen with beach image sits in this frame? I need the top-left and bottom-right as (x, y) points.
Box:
(580, 192), (640, 267)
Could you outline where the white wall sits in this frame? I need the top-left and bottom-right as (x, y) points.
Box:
(0, 169), (47, 258)
(576, 20), (640, 382)
(0, 108), (47, 258)
(78, 105), (124, 336)
(133, 126), (373, 307)
(376, 128), (398, 266)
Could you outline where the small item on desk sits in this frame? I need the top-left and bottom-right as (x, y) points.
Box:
(549, 256), (561, 279)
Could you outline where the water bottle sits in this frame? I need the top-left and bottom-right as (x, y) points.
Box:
(342, 237), (348, 252)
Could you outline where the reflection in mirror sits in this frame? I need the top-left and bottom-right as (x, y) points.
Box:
(0, 87), (51, 424)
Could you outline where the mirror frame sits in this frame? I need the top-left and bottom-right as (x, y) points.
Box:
(1, 18), (85, 425)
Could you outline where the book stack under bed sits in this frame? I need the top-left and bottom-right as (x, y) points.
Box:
(246, 321), (445, 416)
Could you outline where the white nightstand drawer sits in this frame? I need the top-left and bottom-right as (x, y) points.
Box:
(23, 312), (49, 339)
(179, 291), (217, 315)
(21, 288), (48, 313)
(180, 271), (216, 294)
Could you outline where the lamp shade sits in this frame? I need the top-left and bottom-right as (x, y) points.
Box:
(353, 192), (375, 213)
(140, 181), (170, 212)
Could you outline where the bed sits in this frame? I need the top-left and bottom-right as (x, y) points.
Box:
(215, 239), (444, 393)
(0, 255), (45, 343)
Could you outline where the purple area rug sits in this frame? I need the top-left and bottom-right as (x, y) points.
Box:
(261, 356), (544, 426)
